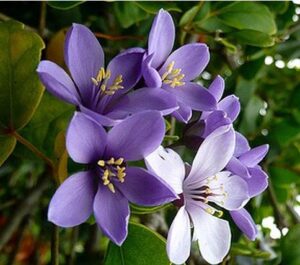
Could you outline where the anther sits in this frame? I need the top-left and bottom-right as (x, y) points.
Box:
(108, 183), (115, 193)
(98, 160), (105, 167)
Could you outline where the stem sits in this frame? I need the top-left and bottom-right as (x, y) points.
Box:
(12, 131), (54, 170)
(38, 1), (47, 38)
(94, 32), (144, 41)
(51, 225), (59, 265)
(66, 227), (79, 265)
(267, 179), (287, 229)
(167, 117), (176, 145)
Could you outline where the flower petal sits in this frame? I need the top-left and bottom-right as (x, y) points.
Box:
(202, 110), (231, 138)
(80, 104), (119, 127)
(107, 111), (165, 161)
(172, 101), (192, 123)
(187, 125), (235, 185)
(48, 171), (96, 227)
(106, 48), (144, 93)
(116, 166), (177, 206)
(234, 132), (250, 157)
(208, 75), (225, 102)
(64, 24), (104, 104)
(164, 82), (216, 111)
(246, 167), (268, 197)
(188, 203), (231, 265)
(218, 95), (240, 122)
(106, 87), (178, 117)
(93, 184), (130, 246)
(66, 112), (107, 164)
(142, 54), (163, 88)
(226, 156), (251, 179)
(209, 171), (249, 211)
(239, 145), (269, 167)
(159, 43), (209, 82)
(145, 146), (185, 194)
(230, 208), (257, 241)
(37, 60), (79, 105)
(148, 9), (175, 68)
(167, 207), (191, 264)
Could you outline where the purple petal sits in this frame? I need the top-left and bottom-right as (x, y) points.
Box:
(142, 54), (163, 88)
(188, 203), (231, 264)
(187, 125), (235, 185)
(37, 60), (79, 105)
(66, 112), (107, 164)
(145, 146), (185, 194)
(226, 156), (251, 179)
(172, 102), (192, 123)
(159, 43), (209, 82)
(208, 75), (225, 102)
(234, 132), (250, 157)
(116, 166), (177, 206)
(80, 104), (120, 127)
(106, 88), (178, 117)
(246, 167), (268, 197)
(93, 184), (129, 246)
(106, 48), (144, 93)
(164, 82), (216, 111)
(107, 111), (165, 161)
(167, 207), (191, 264)
(209, 172), (249, 211)
(148, 9), (175, 68)
(202, 110), (231, 138)
(64, 24), (104, 105)
(48, 171), (96, 227)
(230, 208), (258, 241)
(218, 95), (240, 122)
(239, 144), (269, 167)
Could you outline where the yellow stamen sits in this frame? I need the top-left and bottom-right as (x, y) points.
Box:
(107, 157), (115, 165)
(161, 61), (185, 88)
(108, 183), (115, 193)
(98, 160), (105, 167)
(115, 158), (124, 165)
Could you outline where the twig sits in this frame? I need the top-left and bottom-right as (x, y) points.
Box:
(286, 201), (300, 224)
(51, 225), (60, 265)
(38, 1), (47, 38)
(0, 176), (50, 250)
(12, 131), (54, 171)
(94, 32), (144, 41)
(66, 227), (79, 265)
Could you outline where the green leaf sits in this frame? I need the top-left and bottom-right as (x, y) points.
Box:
(47, 1), (84, 10)
(281, 224), (300, 265)
(134, 2), (181, 15)
(218, 2), (277, 35)
(16, 93), (73, 158)
(104, 223), (170, 265)
(130, 203), (170, 215)
(0, 20), (45, 134)
(228, 30), (275, 47)
(114, 2), (149, 29)
(179, 6), (201, 27)
(0, 135), (16, 166)
(270, 166), (300, 188)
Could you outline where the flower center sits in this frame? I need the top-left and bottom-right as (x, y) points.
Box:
(186, 175), (228, 218)
(91, 67), (124, 96)
(97, 157), (126, 193)
(161, 61), (185, 88)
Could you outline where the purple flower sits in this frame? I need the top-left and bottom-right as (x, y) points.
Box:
(48, 111), (177, 245)
(142, 9), (217, 123)
(37, 24), (177, 126)
(228, 136), (269, 240)
(145, 125), (249, 264)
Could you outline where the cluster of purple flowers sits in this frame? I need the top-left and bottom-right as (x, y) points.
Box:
(37, 9), (269, 265)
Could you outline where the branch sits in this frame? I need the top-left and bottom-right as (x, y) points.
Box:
(0, 175), (50, 250)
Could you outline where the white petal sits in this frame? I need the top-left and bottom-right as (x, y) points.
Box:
(167, 207), (191, 264)
(186, 125), (235, 186)
(209, 171), (250, 210)
(145, 146), (185, 193)
(188, 204), (231, 265)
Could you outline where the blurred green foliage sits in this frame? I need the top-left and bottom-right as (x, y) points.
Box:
(0, 1), (299, 265)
